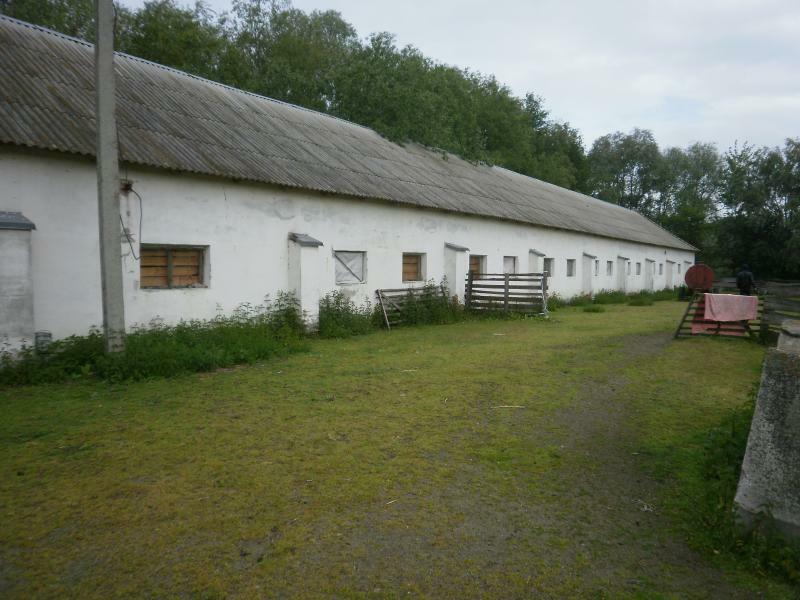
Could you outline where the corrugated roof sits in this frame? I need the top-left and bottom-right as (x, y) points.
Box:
(0, 15), (695, 251)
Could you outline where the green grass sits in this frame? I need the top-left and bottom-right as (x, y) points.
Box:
(582, 304), (606, 313)
(0, 302), (796, 598)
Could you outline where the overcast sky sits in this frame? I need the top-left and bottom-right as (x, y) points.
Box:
(123, 0), (799, 152)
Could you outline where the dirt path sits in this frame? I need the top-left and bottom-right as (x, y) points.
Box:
(281, 331), (765, 598)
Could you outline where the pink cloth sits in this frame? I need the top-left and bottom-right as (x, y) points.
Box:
(704, 293), (758, 322)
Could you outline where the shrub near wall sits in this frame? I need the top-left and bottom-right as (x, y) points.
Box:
(548, 288), (679, 311)
(0, 293), (307, 386)
(318, 291), (376, 339)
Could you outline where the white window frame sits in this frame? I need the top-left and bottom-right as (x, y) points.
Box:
(636, 262), (642, 276)
(606, 260), (613, 276)
(543, 257), (555, 276)
(566, 259), (576, 277)
(334, 250), (366, 285)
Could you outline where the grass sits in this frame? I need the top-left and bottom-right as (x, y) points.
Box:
(0, 302), (796, 598)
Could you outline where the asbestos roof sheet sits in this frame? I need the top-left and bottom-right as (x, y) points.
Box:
(0, 210), (35, 230)
(0, 16), (695, 251)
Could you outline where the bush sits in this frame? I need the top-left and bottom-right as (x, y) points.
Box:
(0, 293), (307, 386)
(582, 305), (605, 313)
(592, 290), (629, 305)
(628, 295), (655, 306)
(554, 288), (678, 308)
(398, 280), (464, 326)
(318, 291), (375, 338)
(546, 294), (566, 311)
(568, 294), (592, 307)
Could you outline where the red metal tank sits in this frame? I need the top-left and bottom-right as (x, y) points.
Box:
(684, 264), (714, 290)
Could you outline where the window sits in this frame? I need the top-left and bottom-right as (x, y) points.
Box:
(659, 263), (664, 275)
(402, 253), (424, 282)
(334, 250), (366, 284)
(469, 254), (486, 275)
(678, 264), (682, 274)
(543, 258), (554, 276)
(140, 245), (205, 289)
(503, 256), (517, 274)
(594, 259), (600, 276)
(636, 262), (642, 275)
(566, 259), (576, 277)
(627, 261), (631, 275)
(606, 260), (613, 276)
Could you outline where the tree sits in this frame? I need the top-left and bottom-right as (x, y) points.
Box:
(229, 0), (357, 111)
(116, 1), (232, 83)
(0, 0), (97, 40)
(714, 141), (799, 278)
(656, 143), (721, 253)
(586, 129), (662, 217)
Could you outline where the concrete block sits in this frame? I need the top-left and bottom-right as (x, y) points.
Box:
(734, 331), (800, 540)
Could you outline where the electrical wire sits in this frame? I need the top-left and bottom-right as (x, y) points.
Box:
(120, 187), (143, 261)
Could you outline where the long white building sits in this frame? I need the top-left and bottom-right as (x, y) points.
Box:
(0, 16), (695, 348)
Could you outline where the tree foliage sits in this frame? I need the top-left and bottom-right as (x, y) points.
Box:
(1, 0), (797, 278)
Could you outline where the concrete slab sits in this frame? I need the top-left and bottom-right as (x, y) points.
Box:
(734, 322), (800, 540)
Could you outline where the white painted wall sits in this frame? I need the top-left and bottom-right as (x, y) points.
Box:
(0, 151), (695, 342)
(0, 229), (34, 348)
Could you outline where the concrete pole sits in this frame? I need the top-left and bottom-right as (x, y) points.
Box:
(95, 0), (126, 352)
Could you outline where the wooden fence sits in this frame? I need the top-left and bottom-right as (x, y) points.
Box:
(375, 284), (449, 330)
(464, 272), (548, 314)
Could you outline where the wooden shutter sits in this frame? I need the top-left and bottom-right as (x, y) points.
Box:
(171, 249), (202, 287)
(140, 246), (203, 288)
(140, 247), (169, 288)
(402, 254), (421, 281)
(469, 255), (482, 275)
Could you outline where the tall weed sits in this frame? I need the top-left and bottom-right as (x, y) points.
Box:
(318, 291), (375, 338)
(0, 293), (306, 386)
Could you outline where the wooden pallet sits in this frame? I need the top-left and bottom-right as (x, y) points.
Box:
(674, 292), (764, 339)
(375, 284), (449, 330)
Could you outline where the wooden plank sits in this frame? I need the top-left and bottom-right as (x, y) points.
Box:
(140, 255), (168, 267)
(468, 294), (543, 302)
(376, 290), (391, 330)
(172, 275), (201, 286)
(473, 273), (542, 283)
(140, 276), (168, 288)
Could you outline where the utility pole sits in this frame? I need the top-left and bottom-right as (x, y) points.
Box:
(95, 0), (126, 352)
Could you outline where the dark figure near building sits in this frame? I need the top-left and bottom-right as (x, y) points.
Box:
(736, 264), (756, 296)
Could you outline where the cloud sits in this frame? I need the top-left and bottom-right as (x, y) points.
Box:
(123, 0), (800, 151)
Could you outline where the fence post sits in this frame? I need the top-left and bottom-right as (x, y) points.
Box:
(542, 272), (549, 313)
(504, 273), (510, 311)
(465, 271), (473, 309)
